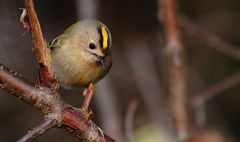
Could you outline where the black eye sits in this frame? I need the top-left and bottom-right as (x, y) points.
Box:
(89, 43), (96, 50)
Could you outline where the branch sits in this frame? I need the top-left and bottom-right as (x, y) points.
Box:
(17, 118), (56, 142)
(0, 63), (115, 142)
(23, 0), (56, 88)
(157, 0), (189, 141)
(192, 71), (240, 108)
(0, 64), (52, 108)
(1, 0), (116, 141)
(181, 16), (240, 60)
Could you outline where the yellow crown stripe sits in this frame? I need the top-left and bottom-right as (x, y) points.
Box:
(101, 26), (108, 50)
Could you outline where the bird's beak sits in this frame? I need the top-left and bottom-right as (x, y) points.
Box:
(96, 55), (105, 69)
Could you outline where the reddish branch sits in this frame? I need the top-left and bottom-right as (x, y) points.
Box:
(158, 0), (189, 141)
(23, 0), (56, 88)
(181, 16), (240, 60)
(0, 63), (114, 142)
(17, 118), (56, 142)
(0, 0), (115, 141)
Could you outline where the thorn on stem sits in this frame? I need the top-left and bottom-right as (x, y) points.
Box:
(19, 8), (30, 31)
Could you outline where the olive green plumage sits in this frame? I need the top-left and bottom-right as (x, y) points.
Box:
(49, 20), (112, 88)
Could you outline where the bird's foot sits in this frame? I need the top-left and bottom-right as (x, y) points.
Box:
(82, 82), (94, 110)
(81, 108), (93, 121)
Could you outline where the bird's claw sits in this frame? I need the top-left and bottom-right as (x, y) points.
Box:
(81, 108), (93, 121)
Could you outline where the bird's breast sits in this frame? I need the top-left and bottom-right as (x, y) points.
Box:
(51, 48), (109, 87)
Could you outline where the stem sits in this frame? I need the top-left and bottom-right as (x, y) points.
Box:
(158, 0), (189, 141)
(0, 63), (115, 142)
(24, 0), (56, 88)
(181, 16), (240, 60)
(192, 71), (240, 108)
(0, 63), (49, 107)
(17, 118), (56, 142)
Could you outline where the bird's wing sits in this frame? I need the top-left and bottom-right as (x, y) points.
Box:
(48, 38), (61, 52)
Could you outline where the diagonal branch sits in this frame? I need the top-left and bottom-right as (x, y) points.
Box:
(1, 0), (116, 141)
(17, 118), (57, 142)
(192, 71), (240, 109)
(0, 63), (115, 142)
(181, 16), (240, 60)
(23, 0), (56, 88)
(0, 64), (50, 106)
(0, 63), (61, 116)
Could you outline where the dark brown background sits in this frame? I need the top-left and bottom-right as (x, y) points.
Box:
(0, 0), (240, 141)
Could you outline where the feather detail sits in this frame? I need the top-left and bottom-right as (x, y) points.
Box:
(49, 38), (61, 52)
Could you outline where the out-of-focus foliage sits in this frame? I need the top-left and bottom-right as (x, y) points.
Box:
(135, 124), (174, 142)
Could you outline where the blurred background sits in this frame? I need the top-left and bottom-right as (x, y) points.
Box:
(0, 0), (240, 142)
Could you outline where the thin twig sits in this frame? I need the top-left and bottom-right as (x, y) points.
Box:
(17, 118), (57, 142)
(125, 99), (138, 142)
(23, 0), (56, 88)
(158, 0), (189, 141)
(181, 16), (240, 60)
(192, 71), (240, 108)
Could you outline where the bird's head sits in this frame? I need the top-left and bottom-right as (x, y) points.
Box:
(75, 20), (112, 68)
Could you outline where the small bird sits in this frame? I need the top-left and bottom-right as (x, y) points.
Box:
(48, 20), (112, 109)
(49, 20), (112, 87)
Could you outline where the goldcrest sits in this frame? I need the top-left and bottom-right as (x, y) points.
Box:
(49, 20), (112, 88)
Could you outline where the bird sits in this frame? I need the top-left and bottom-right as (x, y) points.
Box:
(48, 20), (112, 109)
